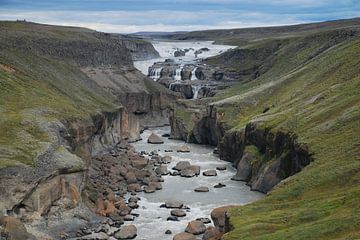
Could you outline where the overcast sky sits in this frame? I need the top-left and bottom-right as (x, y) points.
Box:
(0, 0), (359, 33)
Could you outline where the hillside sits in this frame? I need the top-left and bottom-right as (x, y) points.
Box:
(169, 21), (360, 239)
(167, 17), (360, 46)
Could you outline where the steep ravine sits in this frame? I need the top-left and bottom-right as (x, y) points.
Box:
(170, 103), (312, 193)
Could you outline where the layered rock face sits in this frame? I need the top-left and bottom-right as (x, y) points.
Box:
(0, 21), (175, 238)
(169, 104), (312, 193)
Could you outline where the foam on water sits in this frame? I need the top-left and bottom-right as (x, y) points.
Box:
(134, 41), (235, 75)
(131, 127), (263, 240)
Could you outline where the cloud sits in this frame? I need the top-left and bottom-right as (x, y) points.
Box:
(0, 1), (359, 33)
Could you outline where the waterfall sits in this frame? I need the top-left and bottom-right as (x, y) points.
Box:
(174, 65), (183, 81)
(154, 68), (162, 80)
(149, 68), (162, 81)
(192, 85), (201, 99)
(190, 67), (198, 81)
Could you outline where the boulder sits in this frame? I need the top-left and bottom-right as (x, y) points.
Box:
(131, 156), (148, 169)
(216, 166), (227, 171)
(78, 232), (109, 240)
(196, 218), (211, 224)
(165, 230), (172, 234)
(171, 209), (187, 217)
(173, 161), (191, 171)
(167, 216), (179, 221)
(185, 220), (206, 235)
(161, 155), (172, 164)
(211, 205), (236, 232)
(114, 225), (137, 239)
(173, 232), (196, 240)
(127, 183), (141, 192)
(144, 186), (156, 193)
(165, 200), (183, 209)
(194, 187), (209, 192)
(125, 172), (138, 184)
(214, 183), (226, 188)
(155, 166), (169, 176)
(202, 226), (222, 240)
(203, 170), (217, 177)
(148, 133), (164, 144)
(177, 145), (190, 153)
(187, 165), (200, 175)
(180, 169), (196, 178)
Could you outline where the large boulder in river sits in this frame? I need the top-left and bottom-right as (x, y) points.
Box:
(194, 187), (209, 192)
(203, 170), (217, 176)
(173, 161), (191, 171)
(211, 205), (237, 232)
(187, 165), (200, 175)
(114, 225), (137, 239)
(185, 220), (206, 235)
(147, 133), (164, 144)
(171, 209), (187, 217)
(165, 200), (183, 209)
(177, 145), (190, 153)
(155, 166), (169, 175)
(173, 232), (196, 240)
(180, 169), (196, 178)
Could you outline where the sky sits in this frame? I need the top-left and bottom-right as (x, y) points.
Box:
(0, 0), (359, 33)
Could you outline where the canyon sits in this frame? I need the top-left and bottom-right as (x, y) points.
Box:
(0, 17), (360, 240)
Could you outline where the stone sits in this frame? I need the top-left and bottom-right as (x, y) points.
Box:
(202, 226), (222, 240)
(78, 232), (109, 240)
(128, 202), (139, 209)
(171, 209), (187, 217)
(109, 212), (124, 222)
(114, 225), (137, 239)
(173, 161), (191, 171)
(155, 166), (169, 175)
(173, 232), (196, 240)
(118, 204), (132, 216)
(165, 230), (172, 234)
(187, 165), (200, 175)
(149, 181), (162, 190)
(167, 216), (179, 221)
(196, 218), (211, 224)
(124, 215), (135, 221)
(127, 183), (141, 192)
(177, 145), (190, 153)
(203, 170), (217, 177)
(185, 220), (206, 235)
(180, 169), (196, 178)
(125, 172), (138, 184)
(194, 187), (209, 192)
(95, 198), (105, 216)
(144, 185), (156, 193)
(165, 200), (184, 208)
(211, 205), (236, 232)
(148, 133), (164, 144)
(128, 196), (139, 203)
(131, 156), (148, 169)
(216, 166), (227, 171)
(214, 183), (226, 188)
(161, 155), (172, 164)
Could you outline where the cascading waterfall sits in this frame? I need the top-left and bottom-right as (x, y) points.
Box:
(192, 85), (202, 99)
(149, 68), (163, 81)
(174, 65), (184, 81)
(190, 67), (198, 81)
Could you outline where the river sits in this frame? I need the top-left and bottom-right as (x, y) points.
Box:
(131, 127), (263, 240)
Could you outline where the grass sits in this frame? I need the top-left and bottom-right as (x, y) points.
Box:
(171, 26), (360, 239)
(212, 30), (360, 240)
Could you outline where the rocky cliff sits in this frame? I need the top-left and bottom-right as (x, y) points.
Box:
(0, 21), (175, 238)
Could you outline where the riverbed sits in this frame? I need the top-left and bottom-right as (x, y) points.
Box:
(131, 127), (263, 240)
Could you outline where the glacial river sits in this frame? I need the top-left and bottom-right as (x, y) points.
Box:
(131, 127), (263, 240)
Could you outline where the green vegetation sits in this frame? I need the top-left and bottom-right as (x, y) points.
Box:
(172, 19), (360, 239)
(212, 28), (360, 240)
(0, 21), (166, 168)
